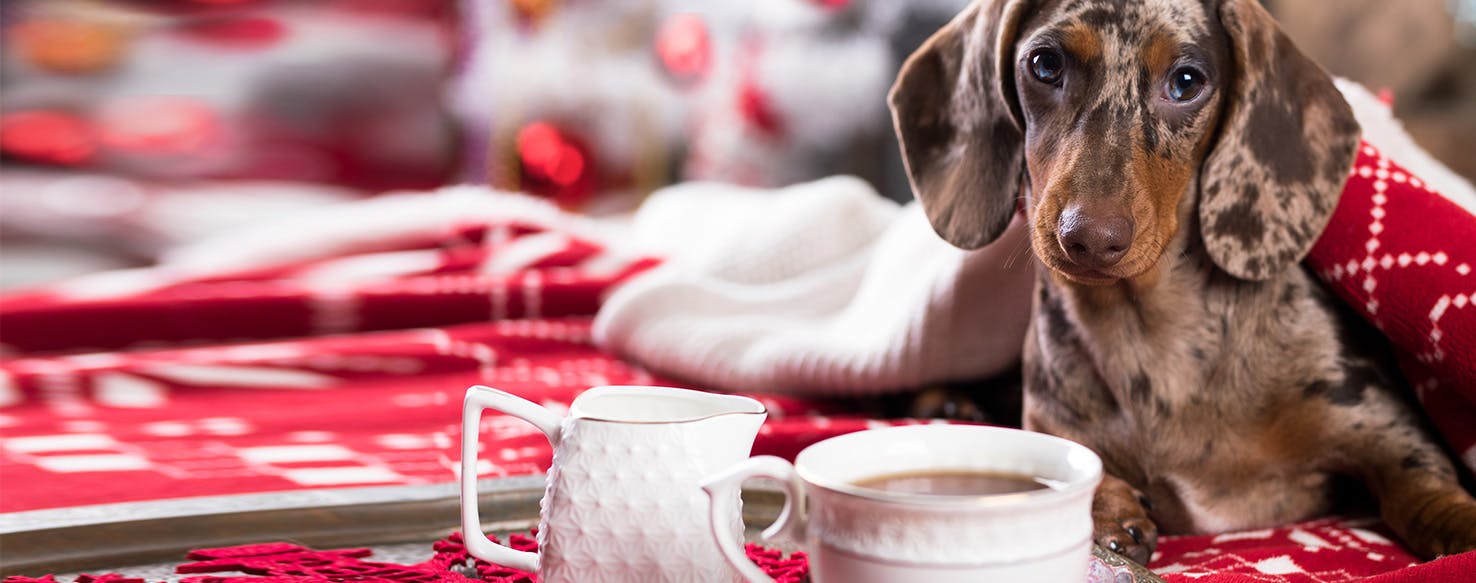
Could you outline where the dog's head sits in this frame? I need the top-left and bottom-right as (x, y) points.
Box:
(890, 0), (1360, 284)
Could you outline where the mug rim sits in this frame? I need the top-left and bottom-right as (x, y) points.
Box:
(569, 385), (767, 425)
(794, 424), (1103, 508)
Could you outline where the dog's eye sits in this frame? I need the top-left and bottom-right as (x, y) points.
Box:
(1029, 49), (1065, 85)
(1166, 67), (1206, 102)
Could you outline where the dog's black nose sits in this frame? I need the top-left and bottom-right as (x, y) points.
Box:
(1058, 206), (1134, 269)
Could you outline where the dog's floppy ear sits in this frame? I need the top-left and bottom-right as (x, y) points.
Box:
(889, 0), (1031, 250)
(1199, 0), (1360, 280)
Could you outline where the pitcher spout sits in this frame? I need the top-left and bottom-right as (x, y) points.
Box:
(688, 392), (768, 471)
(696, 392), (767, 436)
(569, 385), (766, 426)
(694, 391), (769, 420)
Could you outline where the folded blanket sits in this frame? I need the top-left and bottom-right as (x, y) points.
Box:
(593, 81), (1476, 476)
(594, 176), (1035, 394)
(1309, 81), (1476, 476)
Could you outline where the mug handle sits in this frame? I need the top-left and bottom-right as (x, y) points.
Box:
(460, 385), (564, 573)
(701, 455), (805, 583)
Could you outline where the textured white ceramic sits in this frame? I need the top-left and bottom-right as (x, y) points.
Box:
(461, 385), (766, 583)
(702, 424), (1103, 583)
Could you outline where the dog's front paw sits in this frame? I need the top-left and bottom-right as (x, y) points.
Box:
(1395, 489), (1476, 558)
(1093, 476), (1158, 565)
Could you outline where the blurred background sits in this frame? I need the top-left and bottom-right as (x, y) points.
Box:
(2, 0), (1473, 290)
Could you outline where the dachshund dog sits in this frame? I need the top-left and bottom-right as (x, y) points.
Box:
(889, 0), (1476, 565)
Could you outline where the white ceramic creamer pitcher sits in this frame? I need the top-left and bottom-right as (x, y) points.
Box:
(460, 384), (767, 583)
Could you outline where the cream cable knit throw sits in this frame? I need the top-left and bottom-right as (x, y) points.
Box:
(592, 176), (1036, 395)
(591, 81), (1475, 397)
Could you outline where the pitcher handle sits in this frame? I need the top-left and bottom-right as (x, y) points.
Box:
(701, 456), (804, 583)
(461, 385), (564, 573)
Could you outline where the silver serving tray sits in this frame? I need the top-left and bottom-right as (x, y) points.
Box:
(0, 477), (1162, 582)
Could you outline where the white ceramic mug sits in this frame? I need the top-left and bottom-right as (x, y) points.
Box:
(461, 385), (767, 583)
(702, 424), (1103, 583)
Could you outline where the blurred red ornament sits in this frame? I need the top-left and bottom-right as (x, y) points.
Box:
(334, 0), (453, 19)
(0, 111), (97, 165)
(515, 122), (596, 208)
(98, 97), (222, 155)
(737, 77), (784, 137)
(175, 17), (287, 49)
(809, 0), (851, 9)
(735, 40), (784, 138)
(655, 14), (711, 84)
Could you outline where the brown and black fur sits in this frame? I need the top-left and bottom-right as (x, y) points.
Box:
(889, 0), (1476, 565)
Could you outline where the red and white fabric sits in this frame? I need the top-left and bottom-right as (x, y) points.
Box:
(0, 190), (885, 511)
(1308, 81), (1476, 474)
(1150, 517), (1475, 582)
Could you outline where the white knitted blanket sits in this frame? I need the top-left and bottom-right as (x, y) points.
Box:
(592, 175), (1036, 395)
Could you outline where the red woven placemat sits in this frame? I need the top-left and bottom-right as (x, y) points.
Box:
(17, 527), (1462, 582)
(2, 533), (810, 583)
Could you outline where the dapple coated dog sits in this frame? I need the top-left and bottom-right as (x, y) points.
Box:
(888, 0), (1476, 564)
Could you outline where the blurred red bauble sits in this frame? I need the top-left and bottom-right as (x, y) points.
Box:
(174, 17), (287, 49)
(97, 97), (222, 155)
(332, 0), (454, 19)
(655, 14), (711, 84)
(515, 122), (596, 209)
(737, 77), (784, 137)
(734, 39), (785, 138)
(809, 0), (851, 9)
(0, 111), (97, 165)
